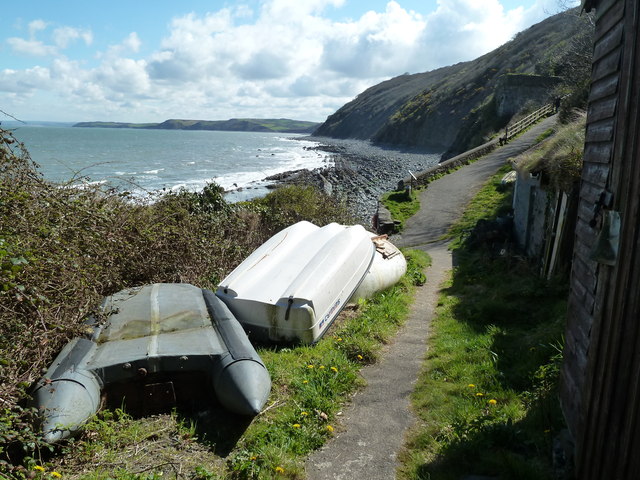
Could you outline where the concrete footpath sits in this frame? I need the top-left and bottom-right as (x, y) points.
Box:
(305, 115), (558, 480)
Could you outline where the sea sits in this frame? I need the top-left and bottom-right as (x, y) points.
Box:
(7, 124), (333, 202)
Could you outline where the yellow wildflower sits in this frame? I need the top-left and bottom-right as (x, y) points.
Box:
(302, 380), (308, 384)
(326, 425), (334, 433)
(51, 473), (62, 479)
(319, 365), (325, 369)
(357, 354), (363, 360)
(488, 399), (497, 405)
(337, 337), (343, 342)
(330, 366), (338, 373)
(293, 423), (301, 428)
(34, 466), (46, 472)
(250, 456), (257, 461)
(301, 411), (309, 416)
(467, 384), (476, 388)
(275, 466), (285, 474)
(476, 392), (484, 397)
(307, 364), (314, 369)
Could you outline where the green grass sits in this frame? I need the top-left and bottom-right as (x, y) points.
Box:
(399, 168), (567, 480)
(381, 188), (420, 230)
(535, 128), (555, 143)
(0, 124), (431, 479)
(23, 250), (430, 480)
(445, 163), (513, 246)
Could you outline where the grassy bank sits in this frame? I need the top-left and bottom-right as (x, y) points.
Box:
(399, 165), (568, 479)
(380, 188), (419, 231)
(30, 248), (428, 480)
(0, 127), (430, 479)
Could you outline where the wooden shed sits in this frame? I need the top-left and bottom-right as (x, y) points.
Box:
(560, 0), (640, 478)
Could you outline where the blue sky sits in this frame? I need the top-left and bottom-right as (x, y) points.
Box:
(0, 0), (576, 123)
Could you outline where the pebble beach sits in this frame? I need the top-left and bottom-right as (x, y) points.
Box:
(267, 137), (443, 224)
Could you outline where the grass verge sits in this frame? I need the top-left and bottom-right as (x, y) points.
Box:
(28, 250), (430, 480)
(0, 126), (431, 478)
(399, 166), (568, 480)
(380, 188), (420, 230)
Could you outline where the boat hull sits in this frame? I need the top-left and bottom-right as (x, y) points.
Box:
(349, 234), (407, 302)
(216, 221), (376, 344)
(31, 283), (271, 442)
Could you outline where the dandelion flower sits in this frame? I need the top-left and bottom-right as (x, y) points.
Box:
(326, 425), (334, 433)
(476, 392), (484, 397)
(319, 365), (325, 369)
(357, 355), (363, 360)
(51, 473), (62, 479)
(275, 466), (285, 474)
(302, 380), (308, 384)
(251, 456), (257, 461)
(34, 466), (46, 472)
(307, 364), (314, 369)
(488, 399), (497, 405)
(293, 423), (301, 428)
(467, 384), (476, 388)
(337, 337), (343, 342)
(330, 366), (338, 373)
(301, 411), (309, 416)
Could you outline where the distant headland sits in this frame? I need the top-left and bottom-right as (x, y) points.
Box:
(73, 118), (320, 134)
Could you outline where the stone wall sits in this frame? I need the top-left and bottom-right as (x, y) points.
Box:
(495, 74), (562, 118)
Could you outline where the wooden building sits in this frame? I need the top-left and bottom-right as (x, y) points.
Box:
(560, 0), (640, 478)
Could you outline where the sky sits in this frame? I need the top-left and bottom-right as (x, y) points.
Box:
(0, 0), (577, 123)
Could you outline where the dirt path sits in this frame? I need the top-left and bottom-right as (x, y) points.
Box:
(305, 115), (558, 480)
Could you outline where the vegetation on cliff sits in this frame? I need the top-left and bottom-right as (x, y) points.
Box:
(314, 7), (593, 156)
(73, 118), (319, 134)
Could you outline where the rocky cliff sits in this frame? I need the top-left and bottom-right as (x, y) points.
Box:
(314, 8), (591, 156)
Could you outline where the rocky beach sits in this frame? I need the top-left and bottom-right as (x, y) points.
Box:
(266, 137), (443, 224)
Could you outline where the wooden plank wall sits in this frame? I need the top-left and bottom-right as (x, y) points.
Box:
(563, 0), (640, 478)
(560, 0), (623, 445)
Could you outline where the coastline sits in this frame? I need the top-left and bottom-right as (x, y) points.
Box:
(262, 137), (443, 224)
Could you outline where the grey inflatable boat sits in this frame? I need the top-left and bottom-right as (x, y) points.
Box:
(31, 283), (271, 443)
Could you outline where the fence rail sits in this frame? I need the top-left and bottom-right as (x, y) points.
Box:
(503, 102), (555, 142)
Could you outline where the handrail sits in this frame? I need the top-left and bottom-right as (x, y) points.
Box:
(503, 102), (555, 143)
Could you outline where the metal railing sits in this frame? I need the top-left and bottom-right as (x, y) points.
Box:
(502, 102), (556, 143)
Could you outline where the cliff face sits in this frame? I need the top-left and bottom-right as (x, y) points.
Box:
(314, 9), (590, 155)
(494, 74), (562, 118)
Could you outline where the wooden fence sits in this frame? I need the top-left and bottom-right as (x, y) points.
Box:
(503, 102), (556, 142)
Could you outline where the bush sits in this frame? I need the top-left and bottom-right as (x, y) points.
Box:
(0, 127), (356, 474)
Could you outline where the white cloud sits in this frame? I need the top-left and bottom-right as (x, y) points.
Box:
(95, 58), (150, 95)
(322, 1), (426, 78)
(0, 0), (562, 122)
(52, 26), (93, 49)
(28, 19), (48, 37)
(7, 20), (93, 57)
(6, 37), (57, 57)
(416, 0), (526, 70)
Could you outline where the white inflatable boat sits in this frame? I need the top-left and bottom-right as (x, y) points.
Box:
(216, 222), (406, 344)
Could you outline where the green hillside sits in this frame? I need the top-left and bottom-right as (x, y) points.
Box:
(314, 8), (592, 157)
(74, 118), (320, 134)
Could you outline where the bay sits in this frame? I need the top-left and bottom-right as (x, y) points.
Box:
(9, 126), (332, 202)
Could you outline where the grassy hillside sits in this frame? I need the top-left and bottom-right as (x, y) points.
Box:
(314, 8), (593, 156)
(74, 118), (320, 134)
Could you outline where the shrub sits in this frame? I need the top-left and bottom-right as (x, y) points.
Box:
(0, 127), (356, 474)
